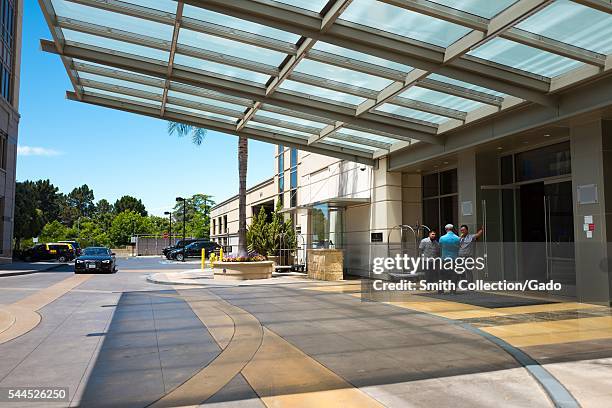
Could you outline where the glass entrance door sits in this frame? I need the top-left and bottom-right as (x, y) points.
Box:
(481, 179), (575, 296)
(544, 180), (576, 296)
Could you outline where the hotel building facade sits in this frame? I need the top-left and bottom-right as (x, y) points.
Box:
(0, 0), (21, 262)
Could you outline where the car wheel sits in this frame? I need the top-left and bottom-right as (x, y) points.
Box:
(176, 253), (184, 262)
(58, 255), (67, 263)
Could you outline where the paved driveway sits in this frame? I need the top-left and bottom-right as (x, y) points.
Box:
(0, 258), (606, 407)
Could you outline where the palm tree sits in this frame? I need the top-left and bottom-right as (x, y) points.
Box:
(168, 122), (248, 257)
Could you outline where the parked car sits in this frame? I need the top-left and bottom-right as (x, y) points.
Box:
(75, 247), (117, 274)
(21, 243), (75, 263)
(169, 241), (221, 262)
(162, 239), (202, 259)
(59, 240), (82, 256)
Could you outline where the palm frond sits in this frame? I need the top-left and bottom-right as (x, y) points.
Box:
(191, 127), (207, 146)
(167, 121), (207, 146)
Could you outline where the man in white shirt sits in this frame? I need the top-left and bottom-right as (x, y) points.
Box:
(419, 230), (441, 292)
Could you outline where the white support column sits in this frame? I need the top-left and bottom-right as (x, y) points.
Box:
(368, 158), (403, 276)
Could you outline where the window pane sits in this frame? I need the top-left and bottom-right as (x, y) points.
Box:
(290, 148), (298, 168)
(312, 42), (413, 73)
(52, 0), (173, 40)
(428, 0), (517, 18)
(468, 38), (582, 78)
(274, 0), (328, 12)
(422, 173), (439, 198)
(515, 142), (571, 182)
(440, 195), (458, 231)
(427, 73), (506, 97)
(183, 5), (300, 43)
(62, 29), (169, 61)
(179, 28), (287, 66)
(174, 54), (270, 84)
(517, 1), (612, 54)
(290, 170), (297, 189)
(423, 198), (440, 235)
(295, 59), (393, 91)
(401, 86), (484, 112)
(375, 104), (449, 124)
(280, 80), (366, 105)
(440, 169), (457, 195)
(500, 155), (513, 184)
(341, 0), (471, 48)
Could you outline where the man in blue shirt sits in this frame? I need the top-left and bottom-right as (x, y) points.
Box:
(439, 224), (460, 293)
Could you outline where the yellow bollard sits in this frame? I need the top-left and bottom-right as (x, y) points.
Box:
(201, 248), (205, 270)
(219, 246), (224, 262)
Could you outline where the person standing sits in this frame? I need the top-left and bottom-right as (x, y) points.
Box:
(419, 230), (441, 292)
(459, 225), (484, 284)
(439, 224), (460, 294)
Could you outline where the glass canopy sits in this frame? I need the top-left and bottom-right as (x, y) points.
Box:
(40, 0), (612, 163)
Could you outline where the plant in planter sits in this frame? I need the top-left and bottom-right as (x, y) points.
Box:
(246, 207), (268, 257)
(247, 202), (297, 261)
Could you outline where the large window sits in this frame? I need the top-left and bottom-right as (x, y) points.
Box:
(422, 169), (458, 235)
(290, 147), (297, 208)
(0, 0), (15, 103)
(277, 145), (284, 206)
(514, 142), (571, 182)
(310, 204), (344, 249)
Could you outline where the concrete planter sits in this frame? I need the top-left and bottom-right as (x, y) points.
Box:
(214, 261), (274, 280)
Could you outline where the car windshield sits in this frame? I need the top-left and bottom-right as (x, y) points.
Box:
(82, 248), (109, 256)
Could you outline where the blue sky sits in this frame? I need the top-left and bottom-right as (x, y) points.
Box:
(17, 2), (275, 216)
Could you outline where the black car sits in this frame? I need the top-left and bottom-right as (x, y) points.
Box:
(162, 239), (204, 259)
(75, 247), (117, 274)
(169, 241), (221, 262)
(21, 243), (75, 263)
(59, 240), (82, 256)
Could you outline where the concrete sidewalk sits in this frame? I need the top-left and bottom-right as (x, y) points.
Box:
(0, 262), (65, 277)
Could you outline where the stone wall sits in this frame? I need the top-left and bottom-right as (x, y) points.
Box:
(307, 249), (344, 281)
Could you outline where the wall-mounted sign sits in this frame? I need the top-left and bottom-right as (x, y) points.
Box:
(371, 232), (383, 243)
(461, 201), (473, 216)
(577, 184), (598, 204)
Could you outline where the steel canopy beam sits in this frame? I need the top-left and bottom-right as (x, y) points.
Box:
(38, 0), (83, 98)
(42, 39), (441, 144)
(379, 0), (606, 67)
(571, 0), (612, 14)
(161, 1), (183, 116)
(65, 0), (297, 55)
(237, 0), (353, 134)
(181, 0), (553, 99)
(67, 91), (375, 164)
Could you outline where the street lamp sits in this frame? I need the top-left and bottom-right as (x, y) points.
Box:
(176, 197), (186, 248)
(164, 211), (172, 247)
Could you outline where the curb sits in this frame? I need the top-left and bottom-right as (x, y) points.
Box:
(0, 263), (66, 278)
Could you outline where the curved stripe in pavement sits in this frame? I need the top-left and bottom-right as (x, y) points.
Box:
(149, 288), (383, 407)
(147, 291), (264, 408)
(460, 323), (580, 408)
(0, 274), (92, 345)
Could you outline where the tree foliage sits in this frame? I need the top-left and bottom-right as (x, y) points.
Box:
(246, 202), (296, 257)
(66, 184), (96, 219)
(114, 195), (147, 216)
(109, 210), (154, 247)
(14, 182), (45, 249)
(13, 179), (212, 250)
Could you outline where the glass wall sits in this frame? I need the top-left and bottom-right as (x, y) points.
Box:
(277, 145), (284, 207)
(422, 168), (458, 235)
(309, 204), (344, 249)
(290, 147), (297, 208)
(514, 142), (571, 182)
